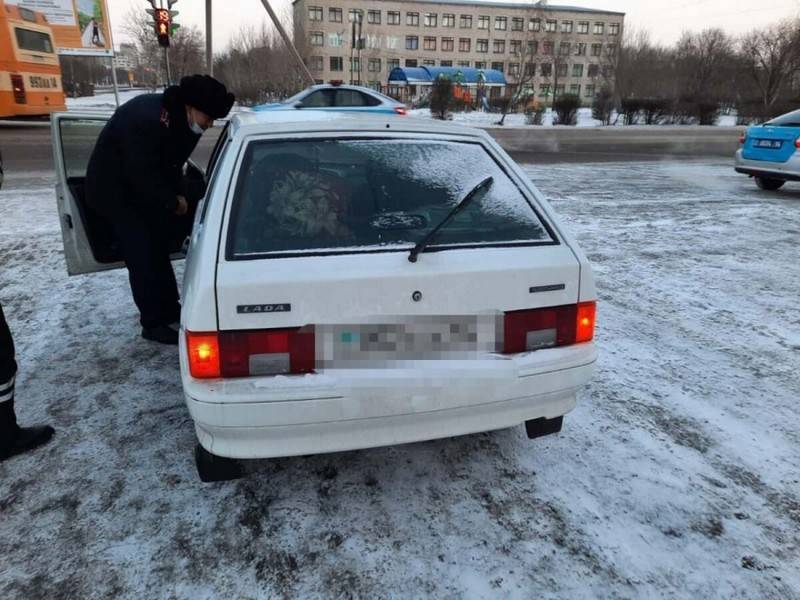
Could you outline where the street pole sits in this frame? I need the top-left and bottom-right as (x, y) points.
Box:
(258, 0), (315, 85)
(164, 46), (172, 86)
(205, 0), (213, 76)
(109, 57), (121, 107)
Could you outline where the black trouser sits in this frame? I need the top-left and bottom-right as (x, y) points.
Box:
(106, 206), (181, 330)
(0, 303), (18, 437)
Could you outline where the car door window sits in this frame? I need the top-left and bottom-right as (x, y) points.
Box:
(301, 90), (334, 107)
(334, 89), (368, 107)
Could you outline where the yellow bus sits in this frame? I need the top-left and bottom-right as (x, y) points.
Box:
(0, 3), (66, 117)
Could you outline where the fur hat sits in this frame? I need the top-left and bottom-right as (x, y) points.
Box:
(179, 75), (235, 119)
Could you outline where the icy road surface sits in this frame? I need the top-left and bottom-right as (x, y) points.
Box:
(0, 161), (798, 599)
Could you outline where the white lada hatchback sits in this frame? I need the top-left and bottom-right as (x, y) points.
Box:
(53, 111), (597, 482)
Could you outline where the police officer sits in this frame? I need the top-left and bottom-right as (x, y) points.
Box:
(85, 75), (234, 345)
(0, 303), (54, 462)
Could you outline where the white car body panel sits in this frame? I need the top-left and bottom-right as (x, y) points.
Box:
(177, 111), (598, 459)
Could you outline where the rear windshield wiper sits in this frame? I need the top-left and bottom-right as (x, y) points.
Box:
(408, 176), (493, 263)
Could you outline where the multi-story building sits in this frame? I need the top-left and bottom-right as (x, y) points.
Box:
(113, 43), (139, 71)
(294, 0), (624, 101)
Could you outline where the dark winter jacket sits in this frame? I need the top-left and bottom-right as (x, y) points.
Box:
(85, 86), (200, 217)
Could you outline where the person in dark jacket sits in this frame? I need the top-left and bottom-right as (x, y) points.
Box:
(85, 75), (234, 345)
(1, 303), (54, 462)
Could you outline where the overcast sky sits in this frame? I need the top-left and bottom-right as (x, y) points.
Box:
(106, 0), (800, 51)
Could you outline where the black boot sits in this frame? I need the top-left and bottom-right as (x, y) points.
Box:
(0, 399), (55, 462)
(141, 324), (179, 345)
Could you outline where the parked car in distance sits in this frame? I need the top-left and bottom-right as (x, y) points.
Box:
(253, 83), (407, 115)
(735, 108), (800, 190)
(52, 110), (597, 482)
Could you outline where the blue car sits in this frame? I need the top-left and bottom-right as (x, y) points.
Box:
(735, 108), (800, 190)
(253, 83), (407, 116)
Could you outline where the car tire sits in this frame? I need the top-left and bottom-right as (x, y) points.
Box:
(194, 443), (244, 482)
(524, 416), (563, 439)
(755, 177), (785, 191)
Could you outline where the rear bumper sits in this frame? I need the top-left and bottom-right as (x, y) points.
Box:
(180, 342), (597, 459)
(735, 149), (800, 181)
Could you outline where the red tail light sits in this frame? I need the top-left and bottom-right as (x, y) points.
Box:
(739, 133), (747, 146)
(394, 106), (408, 115)
(503, 302), (596, 354)
(795, 137), (800, 150)
(11, 74), (26, 104)
(186, 328), (315, 379)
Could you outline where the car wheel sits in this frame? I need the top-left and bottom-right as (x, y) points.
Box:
(755, 177), (785, 191)
(524, 416), (564, 439)
(194, 443), (244, 482)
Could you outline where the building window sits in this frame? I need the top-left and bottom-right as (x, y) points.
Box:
(491, 61), (504, 73)
(575, 43), (587, 56)
(405, 58), (417, 67)
(368, 10), (381, 24)
(508, 62), (520, 76)
(441, 60), (453, 66)
(328, 8), (342, 22)
(369, 58), (382, 72)
(529, 18), (541, 32)
(308, 6), (323, 21)
(578, 21), (589, 34)
(543, 41), (554, 55)
(585, 84), (596, 98)
(424, 13), (437, 27)
(475, 61), (486, 69)
(607, 44), (617, 57)
(561, 21), (573, 33)
(545, 19), (557, 33)
(587, 64), (599, 77)
(423, 59), (436, 66)
(556, 84), (565, 96)
(458, 60), (470, 67)
(610, 23), (620, 36)
(350, 57), (360, 71)
(527, 40), (538, 55)
(424, 36), (436, 50)
(388, 58), (400, 70)
(594, 22), (605, 35)
(459, 38), (471, 52)
(570, 84), (581, 95)
(512, 17), (524, 31)
(309, 55), (323, 70)
(443, 13), (455, 27)
(478, 15), (490, 30)
(557, 63), (568, 77)
(559, 42), (570, 56)
(493, 40), (505, 54)
(476, 39), (489, 53)
(406, 35), (419, 50)
(495, 16), (507, 31)
(540, 63), (552, 76)
(407, 12), (419, 26)
(310, 32), (324, 46)
(539, 83), (550, 97)
(328, 32), (343, 47)
(460, 14), (472, 28)
(388, 11), (400, 25)
(442, 37), (454, 51)
(572, 63), (584, 77)
(385, 36), (398, 49)
(330, 56), (343, 71)
(525, 62), (536, 77)
(591, 43), (602, 57)
(348, 9), (363, 23)
(510, 40), (522, 55)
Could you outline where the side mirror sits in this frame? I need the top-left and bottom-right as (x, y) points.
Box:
(294, 101), (305, 109)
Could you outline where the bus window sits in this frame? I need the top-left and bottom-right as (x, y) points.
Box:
(15, 28), (53, 53)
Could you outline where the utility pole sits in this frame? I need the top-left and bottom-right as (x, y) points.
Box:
(205, 0), (213, 76)
(258, 0), (315, 85)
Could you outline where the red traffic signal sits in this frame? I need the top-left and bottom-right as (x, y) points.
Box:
(155, 8), (170, 47)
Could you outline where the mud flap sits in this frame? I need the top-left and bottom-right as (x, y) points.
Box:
(524, 416), (563, 440)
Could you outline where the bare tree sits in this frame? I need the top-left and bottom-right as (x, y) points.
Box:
(740, 19), (800, 109)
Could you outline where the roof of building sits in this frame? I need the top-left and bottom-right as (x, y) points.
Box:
(388, 66), (507, 86)
(292, 0), (625, 16)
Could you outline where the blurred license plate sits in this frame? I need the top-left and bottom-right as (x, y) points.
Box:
(755, 140), (782, 149)
(317, 316), (500, 366)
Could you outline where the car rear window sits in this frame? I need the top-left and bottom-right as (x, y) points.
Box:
(765, 109), (800, 126)
(226, 139), (554, 258)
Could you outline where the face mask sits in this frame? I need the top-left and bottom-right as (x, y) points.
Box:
(188, 110), (204, 136)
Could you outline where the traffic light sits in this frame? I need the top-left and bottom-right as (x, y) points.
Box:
(155, 8), (170, 47)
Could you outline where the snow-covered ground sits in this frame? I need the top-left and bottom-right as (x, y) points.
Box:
(410, 107), (739, 128)
(0, 160), (798, 598)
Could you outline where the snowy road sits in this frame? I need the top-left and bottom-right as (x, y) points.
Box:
(0, 161), (798, 599)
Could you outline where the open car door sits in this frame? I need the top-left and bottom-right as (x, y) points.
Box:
(51, 113), (205, 276)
